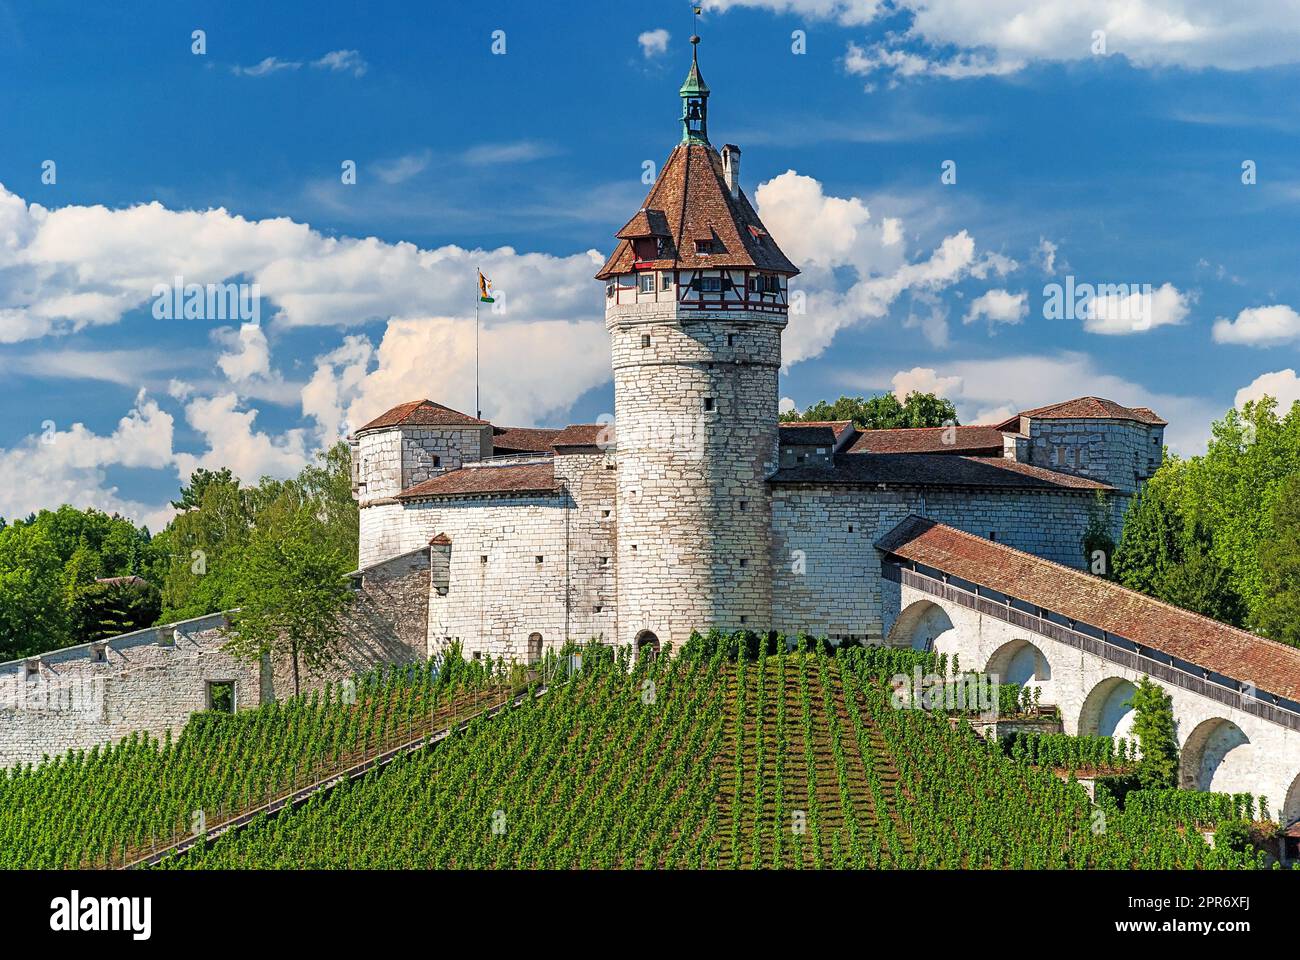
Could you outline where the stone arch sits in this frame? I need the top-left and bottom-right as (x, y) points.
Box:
(1180, 717), (1251, 792)
(526, 632), (543, 665)
(985, 638), (1052, 685)
(1078, 677), (1138, 739)
(885, 600), (955, 652)
(635, 630), (660, 659)
(1283, 771), (1300, 827)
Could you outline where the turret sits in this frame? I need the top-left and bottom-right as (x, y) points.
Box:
(594, 37), (800, 652)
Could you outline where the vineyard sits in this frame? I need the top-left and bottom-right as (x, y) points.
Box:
(0, 639), (1280, 869)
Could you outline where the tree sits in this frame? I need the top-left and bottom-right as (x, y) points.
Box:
(224, 506), (354, 696)
(68, 578), (162, 644)
(1082, 491), (1116, 577)
(1155, 533), (1246, 627)
(0, 526), (69, 659)
(1113, 463), (1186, 596)
(1255, 472), (1300, 647)
(171, 467), (237, 511)
(1129, 678), (1179, 790)
(780, 392), (958, 429)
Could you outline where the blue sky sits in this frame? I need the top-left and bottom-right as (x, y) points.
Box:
(2, 0), (1300, 527)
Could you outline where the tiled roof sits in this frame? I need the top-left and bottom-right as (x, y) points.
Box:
(877, 515), (1300, 703)
(492, 427), (563, 454)
(397, 462), (558, 501)
(550, 424), (606, 450)
(779, 425), (837, 447)
(356, 399), (488, 433)
(996, 397), (1167, 429)
(596, 142), (799, 279)
(770, 453), (1111, 491)
(781, 420), (856, 443)
(848, 425), (1005, 456)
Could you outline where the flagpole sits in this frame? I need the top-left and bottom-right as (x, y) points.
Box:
(475, 275), (481, 420)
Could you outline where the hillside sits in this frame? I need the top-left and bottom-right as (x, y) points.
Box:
(0, 640), (1274, 870)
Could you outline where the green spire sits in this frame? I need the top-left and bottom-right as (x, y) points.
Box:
(680, 35), (709, 144)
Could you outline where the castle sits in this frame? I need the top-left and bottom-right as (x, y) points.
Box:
(350, 38), (1166, 663)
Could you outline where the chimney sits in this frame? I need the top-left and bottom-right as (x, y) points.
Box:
(722, 143), (741, 199)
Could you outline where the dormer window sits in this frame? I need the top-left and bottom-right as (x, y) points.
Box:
(695, 239), (715, 255)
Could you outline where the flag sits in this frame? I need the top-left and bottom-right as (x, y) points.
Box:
(477, 270), (495, 303)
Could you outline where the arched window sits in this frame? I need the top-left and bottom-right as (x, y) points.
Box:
(636, 630), (661, 660)
(527, 632), (543, 665)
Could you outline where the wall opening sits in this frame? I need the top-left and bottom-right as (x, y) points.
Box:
(636, 630), (661, 660)
(207, 680), (236, 713)
(527, 632), (543, 665)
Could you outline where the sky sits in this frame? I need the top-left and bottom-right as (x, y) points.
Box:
(3, 0), (1300, 529)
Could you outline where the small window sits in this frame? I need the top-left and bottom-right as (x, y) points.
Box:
(695, 239), (714, 254)
(472, 651), (482, 661)
(661, 272), (673, 291)
(432, 455), (441, 467)
(480, 555), (488, 564)
(207, 681), (236, 714)
(638, 273), (655, 294)
(727, 334), (735, 346)
(989, 531), (997, 541)
(739, 500), (748, 512)
(699, 276), (722, 292)
(606, 281), (615, 298)
(740, 616), (748, 624)
(601, 509), (612, 518)
(641, 334), (651, 348)
(91, 644), (107, 663)
(535, 555), (544, 564)
(527, 632), (543, 665)
(631, 544), (638, 552)
(739, 558), (748, 568)
(600, 556), (610, 566)
(847, 524), (854, 533)
(703, 397), (715, 412)
(25, 660), (39, 680)
(594, 604), (603, 613)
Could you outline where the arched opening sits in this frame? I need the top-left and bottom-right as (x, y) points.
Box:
(885, 600), (955, 653)
(1180, 717), (1251, 792)
(526, 632), (543, 665)
(985, 638), (1053, 707)
(635, 630), (660, 660)
(1283, 771), (1300, 827)
(1078, 677), (1138, 740)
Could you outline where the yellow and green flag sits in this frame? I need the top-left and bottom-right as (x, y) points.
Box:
(477, 269), (495, 303)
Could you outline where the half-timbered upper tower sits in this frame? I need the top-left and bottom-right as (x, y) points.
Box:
(595, 35), (800, 652)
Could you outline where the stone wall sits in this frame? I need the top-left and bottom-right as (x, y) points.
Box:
(1023, 417), (1162, 495)
(771, 485), (1104, 641)
(608, 299), (786, 650)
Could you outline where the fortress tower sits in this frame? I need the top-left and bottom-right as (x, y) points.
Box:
(595, 36), (799, 652)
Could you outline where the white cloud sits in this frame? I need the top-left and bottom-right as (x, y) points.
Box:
(638, 29), (671, 58)
(1034, 238), (1058, 275)
(0, 181), (605, 341)
(174, 393), (310, 484)
(0, 391), (177, 530)
(754, 170), (1008, 363)
(1212, 304), (1300, 346)
(313, 49), (368, 77)
(711, 1), (1300, 75)
(374, 150), (433, 185)
(461, 141), (557, 166)
(213, 323), (299, 403)
(779, 396), (797, 414)
(1083, 282), (1191, 334)
(845, 42), (1024, 86)
(1234, 369), (1300, 413)
(964, 289), (1027, 328)
(891, 366), (962, 401)
(303, 316), (611, 442)
(232, 57), (301, 77)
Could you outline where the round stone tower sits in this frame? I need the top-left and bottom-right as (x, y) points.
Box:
(595, 36), (800, 651)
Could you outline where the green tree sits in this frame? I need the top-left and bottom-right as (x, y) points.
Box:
(780, 392), (958, 429)
(224, 506), (354, 696)
(0, 526), (69, 659)
(1082, 490), (1116, 577)
(1255, 472), (1300, 647)
(1113, 462), (1186, 595)
(1155, 533), (1246, 626)
(1129, 678), (1179, 790)
(68, 578), (163, 643)
(171, 467), (237, 511)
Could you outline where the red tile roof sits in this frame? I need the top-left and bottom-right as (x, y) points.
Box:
(596, 142), (798, 279)
(781, 420), (856, 442)
(877, 516), (1300, 703)
(356, 399), (488, 433)
(492, 427), (563, 454)
(550, 424), (606, 450)
(996, 397), (1167, 429)
(779, 425), (837, 447)
(397, 462), (558, 500)
(848, 425), (1005, 456)
(770, 453), (1111, 491)
(428, 533), (451, 546)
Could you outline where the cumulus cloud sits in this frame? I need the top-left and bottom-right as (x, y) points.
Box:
(1082, 282), (1191, 335)
(1212, 304), (1300, 346)
(890, 366), (962, 401)
(709, 0), (1300, 77)
(0, 391), (178, 530)
(754, 170), (1010, 363)
(174, 393), (311, 484)
(638, 29), (671, 58)
(0, 181), (606, 342)
(212, 323), (299, 403)
(1234, 369), (1300, 413)
(964, 289), (1027, 328)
